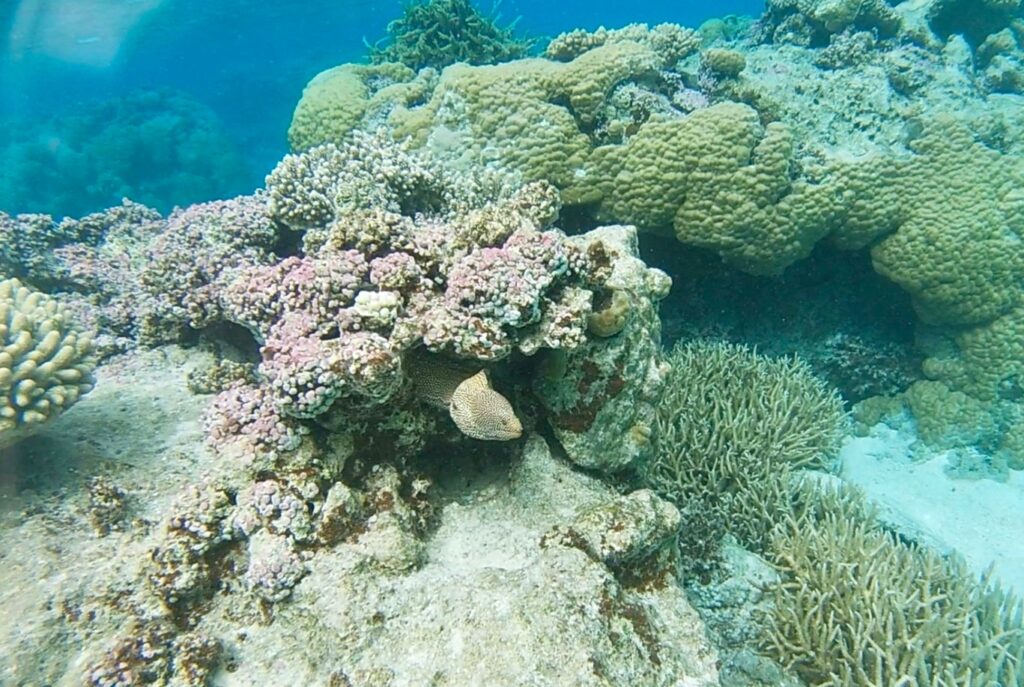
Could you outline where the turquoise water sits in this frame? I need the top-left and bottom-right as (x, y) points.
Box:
(2, 1), (1024, 685)
(1, 0), (762, 216)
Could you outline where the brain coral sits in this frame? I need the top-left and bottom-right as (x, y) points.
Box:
(1, 278), (96, 449)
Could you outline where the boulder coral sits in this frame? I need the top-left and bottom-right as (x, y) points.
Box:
(595, 102), (838, 275)
(287, 63), (419, 152)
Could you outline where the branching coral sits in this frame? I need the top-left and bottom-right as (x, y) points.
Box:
(764, 482), (1024, 686)
(367, 0), (534, 71)
(0, 278), (96, 449)
(644, 341), (845, 558)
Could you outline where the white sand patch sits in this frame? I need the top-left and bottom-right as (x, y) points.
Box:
(840, 424), (1024, 595)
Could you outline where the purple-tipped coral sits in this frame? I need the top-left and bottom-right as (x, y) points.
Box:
(138, 193), (279, 343)
(204, 382), (307, 457)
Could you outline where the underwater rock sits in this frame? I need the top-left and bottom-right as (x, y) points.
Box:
(542, 488), (681, 568)
(534, 225), (671, 473)
(203, 434), (719, 685)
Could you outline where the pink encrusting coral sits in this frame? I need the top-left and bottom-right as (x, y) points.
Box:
(204, 382), (307, 456)
(258, 311), (403, 418)
(203, 133), (609, 441)
(137, 192), (280, 343)
(222, 251), (368, 341)
(25, 130), (649, 460)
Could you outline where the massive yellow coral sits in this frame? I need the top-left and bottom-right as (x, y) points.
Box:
(870, 117), (1024, 327)
(388, 40), (662, 197)
(287, 63), (418, 151)
(1, 278), (96, 449)
(595, 103), (839, 275)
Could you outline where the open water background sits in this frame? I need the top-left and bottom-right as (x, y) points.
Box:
(0, 0), (763, 217)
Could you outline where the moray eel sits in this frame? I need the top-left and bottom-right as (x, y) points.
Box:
(409, 357), (522, 441)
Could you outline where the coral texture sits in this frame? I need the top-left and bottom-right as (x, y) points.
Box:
(645, 341), (845, 557)
(765, 483), (1024, 686)
(0, 278), (96, 449)
(367, 0), (534, 71)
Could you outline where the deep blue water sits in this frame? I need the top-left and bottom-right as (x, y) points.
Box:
(0, 0), (763, 218)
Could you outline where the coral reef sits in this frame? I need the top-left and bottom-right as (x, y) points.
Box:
(367, 0), (534, 71)
(11, 1), (1024, 682)
(758, 0), (902, 46)
(545, 22), (701, 63)
(287, 63), (419, 152)
(285, 11), (1024, 465)
(0, 278), (96, 449)
(212, 435), (721, 684)
(533, 225), (671, 471)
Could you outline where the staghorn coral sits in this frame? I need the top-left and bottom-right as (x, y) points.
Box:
(764, 482), (1024, 686)
(0, 278), (96, 449)
(366, 0), (534, 71)
(644, 340), (846, 561)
